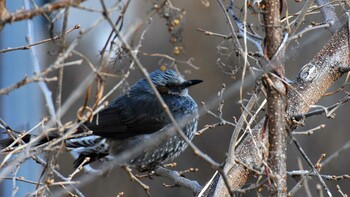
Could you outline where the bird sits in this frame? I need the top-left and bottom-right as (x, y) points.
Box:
(1, 69), (202, 171)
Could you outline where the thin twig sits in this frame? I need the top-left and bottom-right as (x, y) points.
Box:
(292, 124), (326, 135)
(289, 134), (333, 196)
(290, 0), (315, 35)
(321, 139), (350, 167)
(0, 25), (80, 53)
(336, 185), (348, 197)
(293, 94), (350, 121)
(11, 165), (20, 197)
(55, 7), (70, 125)
(68, 157), (90, 181)
(0, 76), (57, 96)
(141, 52), (199, 70)
(124, 167), (150, 196)
(288, 170), (350, 181)
(33, 156), (85, 197)
(197, 28), (231, 39)
(0, 0), (86, 25)
(215, 0), (245, 57)
(289, 23), (330, 41)
(290, 172), (310, 196)
(1, 176), (42, 185)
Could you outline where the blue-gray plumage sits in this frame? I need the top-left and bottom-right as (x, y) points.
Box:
(68, 69), (202, 170)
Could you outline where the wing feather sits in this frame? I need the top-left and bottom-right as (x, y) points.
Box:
(85, 93), (169, 139)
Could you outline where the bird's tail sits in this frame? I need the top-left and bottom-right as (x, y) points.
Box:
(0, 122), (92, 149)
(0, 134), (108, 168)
(65, 136), (109, 168)
(65, 135), (102, 148)
(1, 128), (108, 168)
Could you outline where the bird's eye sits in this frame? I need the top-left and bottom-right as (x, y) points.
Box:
(157, 86), (168, 94)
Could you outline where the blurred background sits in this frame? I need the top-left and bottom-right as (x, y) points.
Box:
(0, 0), (349, 196)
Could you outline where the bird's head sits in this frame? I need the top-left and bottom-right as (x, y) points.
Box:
(136, 69), (202, 96)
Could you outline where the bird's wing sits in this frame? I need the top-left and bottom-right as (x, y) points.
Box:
(84, 94), (169, 139)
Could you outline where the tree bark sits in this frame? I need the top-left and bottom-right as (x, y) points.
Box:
(203, 23), (349, 197)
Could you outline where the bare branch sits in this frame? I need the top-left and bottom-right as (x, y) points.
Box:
(0, 76), (57, 96)
(0, 25), (80, 53)
(315, 0), (340, 31)
(203, 18), (350, 197)
(0, 0), (86, 27)
(153, 166), (202, 195)
(263, 73), (287, 196)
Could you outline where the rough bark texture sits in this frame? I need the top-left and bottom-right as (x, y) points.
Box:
(263, 0), (282, 59)
(263, 74), (287, 197)
(262, 1), (288, 195)
(202, 23), (349, 197)
(211, 120), (266, 196)
(288, 25), (349, 117)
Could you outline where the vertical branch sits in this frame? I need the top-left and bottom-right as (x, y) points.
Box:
(55, 7), (70, 124)
(262, 1), (287, 196)
(263, 0), (282, 60)
(263, 73), (287, 196)
(24, 0), (56, 120)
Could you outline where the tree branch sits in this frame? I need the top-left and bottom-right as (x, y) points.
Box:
(202, 21), (349, 197)
(263, 73), (287, 196)
(153, 166), (202, 195)
(0, 0), (85, 28)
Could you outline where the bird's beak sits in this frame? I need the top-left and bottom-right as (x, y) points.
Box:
(181, 79), (203, 88)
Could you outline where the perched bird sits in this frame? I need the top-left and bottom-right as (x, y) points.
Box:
(1, 69), (202, 170)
